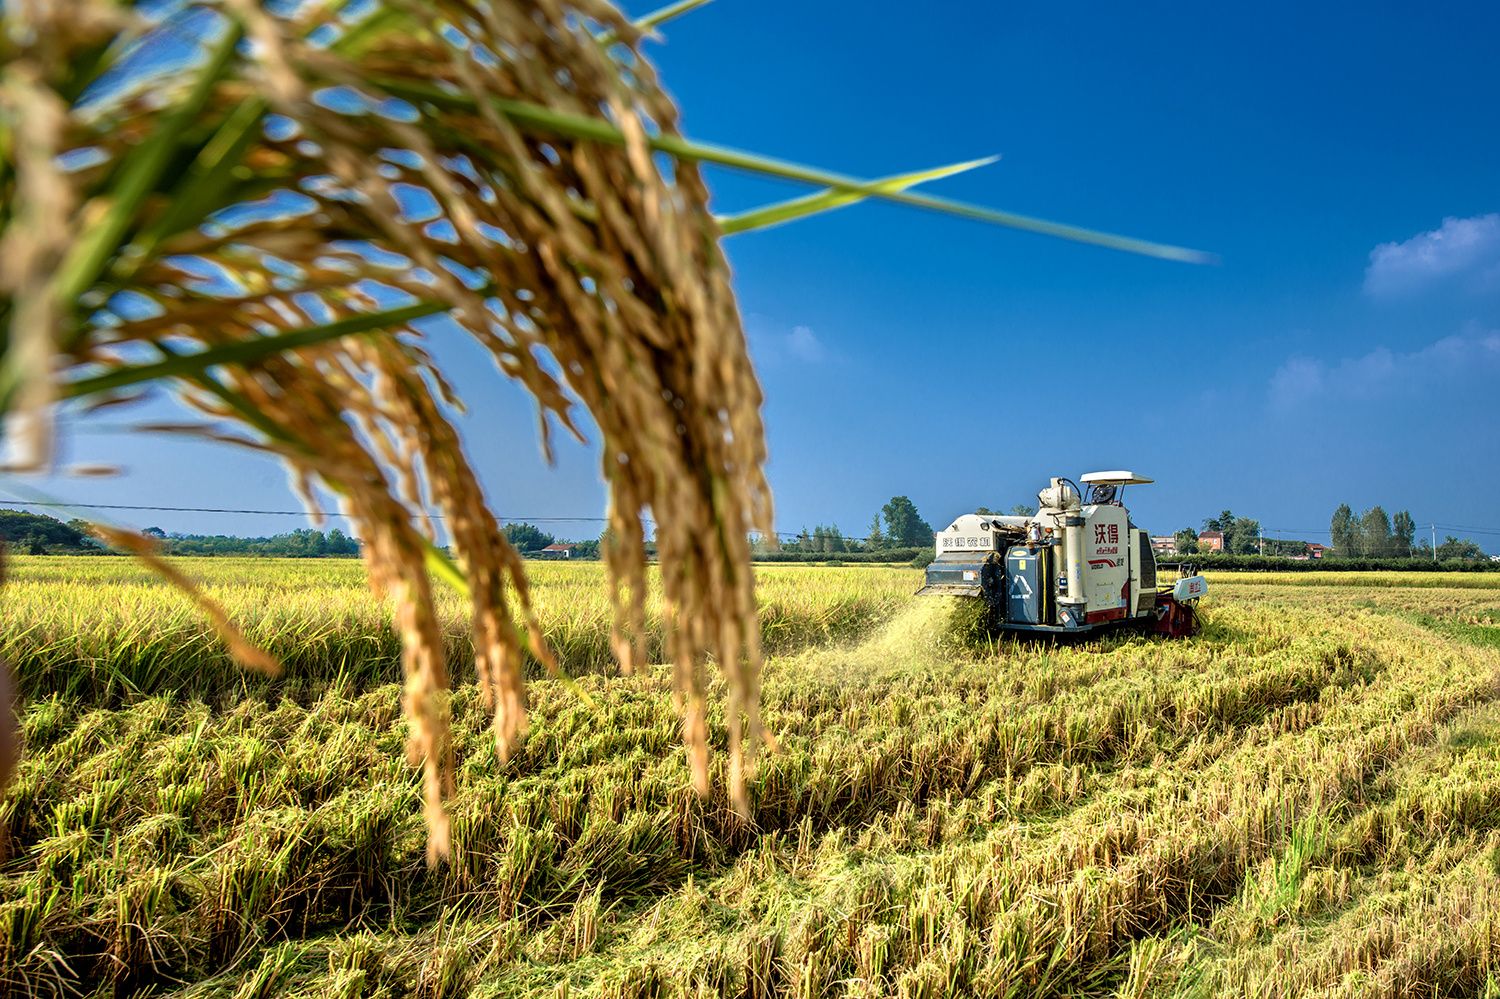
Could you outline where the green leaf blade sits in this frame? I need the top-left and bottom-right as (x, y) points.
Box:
(52, 23), (245, 319)
(717, 156), (999, 236)
(370, 78), (1212, 263)
(62, 300), (446, 402)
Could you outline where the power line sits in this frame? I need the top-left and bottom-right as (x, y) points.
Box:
(0, 497), (916, 547)
(1433, 523), (1500, 537)
(0, 498), (619, 524)
(3, 497), (1497, 549)
(0, 498), (870, 544)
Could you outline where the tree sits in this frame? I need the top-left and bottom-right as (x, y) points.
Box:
(881, 496), (934, 548)
(1204, 510), (1259, 554)
(813, 524), (846, 554)
(1203, 510), (1235, 533)
(569, 538), (602, 560)
(1330, 504), (1354, 555)
(866, 514), (886, 550)
(1357, 506), (1392, 558)
(65, 519), (105, 550)
(326, 528), (360, 555)
(502, 522), (555, 552)
(1436, 535), (1486, 560)
(142, 526), (167, 539)
(0, 510), (97, 554)
(1010, 503), (1036, 517)
(1392, 510), (1416, 557)
(1174, 527), (1199, 553)
(1228, 516), (1261, 555)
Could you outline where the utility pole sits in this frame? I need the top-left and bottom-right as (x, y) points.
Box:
(1432, 523), (1437, 562)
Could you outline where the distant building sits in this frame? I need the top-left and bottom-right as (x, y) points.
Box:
(1150, 536), (1177, 553)
(1198, 530), (1225, 552)
(1306, 543), (1327, 559)
(537, 543), (574, 560)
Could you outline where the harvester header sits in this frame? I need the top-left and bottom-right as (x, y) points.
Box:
(918, 471), (1206, 637)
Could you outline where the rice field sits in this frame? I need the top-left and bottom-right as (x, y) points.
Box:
(3, 559), (1500, 998)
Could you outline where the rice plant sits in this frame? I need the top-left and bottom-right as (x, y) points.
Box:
(2, 567), (1500, 996)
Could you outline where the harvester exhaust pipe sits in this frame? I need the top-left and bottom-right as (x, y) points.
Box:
(1036, 478), (1086, 624)
(1063, 514), (1086, 604)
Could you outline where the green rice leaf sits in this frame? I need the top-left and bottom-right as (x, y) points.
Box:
(424, 541), (470, 595)
(61, 300), (445, 401)
(330, 6), (411, 56)
(632, 0), (714, 32)
(370, 78), (1212, 263)
(717, 156), (998, 236)
(422, 540), (599, 707)
(52, 23), (245, 322)
(595, 0), (713, 46)
(112, 96), (269, 285)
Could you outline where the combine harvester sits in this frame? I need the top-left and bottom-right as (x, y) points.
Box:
(917, 471), (1208, 637)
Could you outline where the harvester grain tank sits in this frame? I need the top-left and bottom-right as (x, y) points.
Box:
(917, 471), (1207, 637)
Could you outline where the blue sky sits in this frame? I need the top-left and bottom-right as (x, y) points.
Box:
(11, 1), (1500, 549)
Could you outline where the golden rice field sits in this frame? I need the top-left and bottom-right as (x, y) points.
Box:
(2, 559), (1500, 998)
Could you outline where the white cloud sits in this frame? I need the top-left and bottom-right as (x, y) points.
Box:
(786, 325), (826, 363)
(1268, 356), (1325, 411)
(744, 315), (833, 367)
(1269, 329), (1500, 412)
(1363, 213), (1500, 298)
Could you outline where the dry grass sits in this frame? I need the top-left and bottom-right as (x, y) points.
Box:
(2, 567), (1499, 996)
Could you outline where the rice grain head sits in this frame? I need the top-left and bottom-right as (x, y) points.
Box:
(0, 0), (773, 857)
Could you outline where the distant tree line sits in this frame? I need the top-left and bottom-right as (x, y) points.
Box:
(773, 495), (941, 557)
(0, 509), (624, 560)
(769, 496), (1052, 564)
(0, 511), (373, 557)
(0, 510), (104, 554)
(1171, 553), (1500, 572)
(1157, 504), (1490, 562)
(1330, 505), (1417, 558)
(1164, 510), (1263, 555)
(502, 523), (604, 558)
(11, 501), (1485, 565)
(146, 526), (361, 557)
(1330, 504), (1486, 560)
(753, 547), (929, 565)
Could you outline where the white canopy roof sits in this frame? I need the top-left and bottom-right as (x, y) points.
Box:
(1080, 470), (1154, 486)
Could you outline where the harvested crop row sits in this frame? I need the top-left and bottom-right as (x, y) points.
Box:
(4, 571), (1499, 996)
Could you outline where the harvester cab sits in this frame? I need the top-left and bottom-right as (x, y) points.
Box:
(917, 471), (1207, 638)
